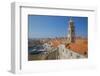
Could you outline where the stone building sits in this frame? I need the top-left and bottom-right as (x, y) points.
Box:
(67, 17), (75, 43)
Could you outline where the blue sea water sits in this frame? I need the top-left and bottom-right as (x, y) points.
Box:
(28, 45), (45, 54)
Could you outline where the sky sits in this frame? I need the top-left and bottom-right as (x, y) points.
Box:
(28, 15), (88, 39)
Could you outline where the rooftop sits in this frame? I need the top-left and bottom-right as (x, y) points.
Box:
(49, 38), (88, 56)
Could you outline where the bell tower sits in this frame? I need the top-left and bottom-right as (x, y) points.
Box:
(67, 17), (75, 43)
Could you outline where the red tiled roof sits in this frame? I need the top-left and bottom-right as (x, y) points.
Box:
(50, 40), (62, 47)
(49, 39), (88, 56)
(66, 39), (88, 55)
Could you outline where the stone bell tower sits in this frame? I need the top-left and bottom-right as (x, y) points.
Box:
(67, 17), (75, 43)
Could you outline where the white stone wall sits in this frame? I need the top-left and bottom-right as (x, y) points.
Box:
(58, 44), (86, 59)
(43, 43), (86, 59)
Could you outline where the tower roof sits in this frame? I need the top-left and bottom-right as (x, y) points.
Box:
(69, 17), (73, 22)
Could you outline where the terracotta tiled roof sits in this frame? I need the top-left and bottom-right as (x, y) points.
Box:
(50, 39), (62, 47)
(49, 39), (88, 56)
(66, 39), (88, 55)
